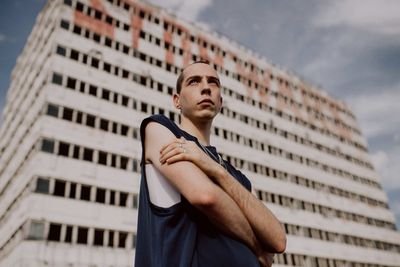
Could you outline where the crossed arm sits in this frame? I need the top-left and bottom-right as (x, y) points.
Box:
(144, 122), (286, 265)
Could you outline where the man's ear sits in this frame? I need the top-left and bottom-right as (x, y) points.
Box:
(173, 93), (181, 109)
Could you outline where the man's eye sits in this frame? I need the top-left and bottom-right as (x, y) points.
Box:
(188, 80), (198, 85)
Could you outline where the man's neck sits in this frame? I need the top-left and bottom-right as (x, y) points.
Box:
(179, 115), (212, 146)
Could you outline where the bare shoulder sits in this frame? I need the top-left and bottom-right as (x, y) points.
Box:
(144, 121), (176, 164)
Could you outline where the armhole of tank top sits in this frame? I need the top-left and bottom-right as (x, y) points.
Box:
(145, 163), (181, 210)
(140, 115), (183, 215)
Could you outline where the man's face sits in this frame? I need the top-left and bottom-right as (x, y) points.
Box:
(175, 63), (223, 121)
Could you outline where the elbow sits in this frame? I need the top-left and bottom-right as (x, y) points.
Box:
(273, 229), (287, 254)
(274, 235), (287, 254)
(190, 187), (218, 209)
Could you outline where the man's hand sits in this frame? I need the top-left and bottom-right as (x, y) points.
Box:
(159, 137), (223, 178)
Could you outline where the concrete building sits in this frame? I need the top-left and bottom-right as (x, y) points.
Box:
(0, 0), (399, 266)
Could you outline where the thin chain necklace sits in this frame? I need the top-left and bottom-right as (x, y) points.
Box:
(198, 142), (227, 170)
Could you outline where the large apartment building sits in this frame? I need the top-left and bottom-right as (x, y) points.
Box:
(0, 0), (399, 266)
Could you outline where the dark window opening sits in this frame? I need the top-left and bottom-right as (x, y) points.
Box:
(41, 139), (54, 153)
(66, 77), (77, 89)
(65, 225), (73, 243)
(118, 232), (127, 248)
(86, 114), (96, 128)
(80, 185), (91, 201)
(70, 49), (79, 61)
(89, 85), (97, 96)
(52, 73), (63, 85)
(62, 107), (73, 121)
(54, 180), (66, 197)
(119, 192), (128, 207)
(48, 224), (61, 241)
(35, 178), (49, 194)
(98, 151), (107, 165)
(68, 182), (77, 199)
(58, 142), (70, 157)
(94, 229), (104, 246)
(83, 148), (93, 161)
(77, 227), (88, 244)
(46, 104), (59, 117)
(96, 188), (106, 203)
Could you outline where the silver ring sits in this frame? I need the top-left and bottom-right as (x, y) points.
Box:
(182, 148), (187, 153)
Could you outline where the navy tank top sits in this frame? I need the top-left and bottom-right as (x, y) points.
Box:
(135, 114), (260, 267)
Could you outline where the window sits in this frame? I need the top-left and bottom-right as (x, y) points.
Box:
(121, 125), (128, 136)
(28, 221), (44, 240)
(96, 188), (106, 203)
(102, 89), (110, 100)
(89, 85), (97, 96)
(54, 180), (66, 197)
(110, 190), (115, 205)
(52, 73), (62, 85)
(60, 20), (69, 30)
(86, 114), (96, 128)
(91, 58), (99, 68)
(76, 111), (83, 123)
(69, 183), (76, 198)
(65, 225), (73, 243)
(98, 151), (107, 165)
(80, 185), (91, 201)
(100, 119), (109, 131)
(94, 229), (104, 246)
(119, 192), (128, 207)
(41, 139), (54, 153)
(58, 142), (69, 157)
(83, 148), (93, 161)
(108, 231), (114, 247)
(35, 177), (49, 194)
(62, 107), (73, 121)
(118, 232), (127, 248)
(72, 146), (80, 159)
(77, 227), (88, 244)
(48, 223), (62, 241)
(73, 25), (82, 34)
(70, 49), (79, 61)
(56, 46), (66, 56)
(46, 104), (59, 117)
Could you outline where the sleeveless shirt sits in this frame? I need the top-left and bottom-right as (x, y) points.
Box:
(134, 114), (260, 267)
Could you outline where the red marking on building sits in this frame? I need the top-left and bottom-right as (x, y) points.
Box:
(329, 103), (352, 140)
(259, 68), (271, 104)
(197, 35), (211, 61)
(163, 30), (174, 65)
(130, 14), (143, 49)
(181, 36), (192, 66)
(74, 0), (115, 39)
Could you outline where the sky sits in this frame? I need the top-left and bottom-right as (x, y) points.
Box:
(0, 0), (399, 228)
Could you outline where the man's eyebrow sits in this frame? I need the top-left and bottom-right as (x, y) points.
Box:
(185, 75), (220, 82)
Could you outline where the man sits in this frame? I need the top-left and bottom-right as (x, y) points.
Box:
(135, 60), (286, 267)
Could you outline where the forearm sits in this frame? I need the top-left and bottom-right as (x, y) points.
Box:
(196, 185), (263, 256)
(212, 167), (286, 253)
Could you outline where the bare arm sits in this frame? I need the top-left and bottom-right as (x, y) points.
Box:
(144, 122), (265, 259)
(160, 137), (286, 254)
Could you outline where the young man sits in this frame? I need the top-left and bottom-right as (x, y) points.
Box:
(135, 61), (286, 267)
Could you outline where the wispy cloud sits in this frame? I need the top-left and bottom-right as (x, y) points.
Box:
(313, 0), (400, 36)
(147, 0), (213, 22)
(346, 87), (400, 139)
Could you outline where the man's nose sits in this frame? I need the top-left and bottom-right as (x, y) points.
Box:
(200, 80), (211, 95)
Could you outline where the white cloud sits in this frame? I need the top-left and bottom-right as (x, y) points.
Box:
(147, 0), (213, 22)
(313, 0), (400, 35)
(370, 147), (400, 191)
(346, 87), (400, 139)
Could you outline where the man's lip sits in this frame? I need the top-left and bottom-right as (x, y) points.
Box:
(198, 99), (214, 105)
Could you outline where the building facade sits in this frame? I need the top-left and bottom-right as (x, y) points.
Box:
(0, 0), (399, 266)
